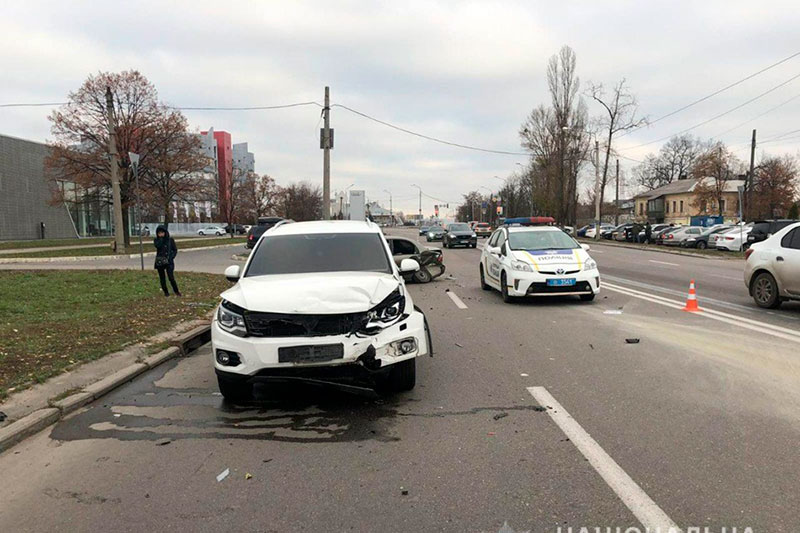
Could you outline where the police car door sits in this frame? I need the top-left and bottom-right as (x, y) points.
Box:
(485, 229), (504, 286)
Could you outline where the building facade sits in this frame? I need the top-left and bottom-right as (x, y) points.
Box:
(0, 133), (79, 240)
(634, 177), (745, 225)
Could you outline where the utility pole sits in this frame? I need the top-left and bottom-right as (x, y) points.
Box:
(106, 87), (126, 252)
(412, 184), (422, 223)
(128, 152), (144, 270)
(384, 189), (393, 226)
(322, 86), (331, 220)
(747, 129), (756, 222)
(594, 140), (601, 240)
(614, 158), (620, 226)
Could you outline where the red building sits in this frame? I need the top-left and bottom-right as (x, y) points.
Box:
(201, 129), (232, 217)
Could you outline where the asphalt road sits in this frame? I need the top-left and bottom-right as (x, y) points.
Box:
(1, 228), (799, 532)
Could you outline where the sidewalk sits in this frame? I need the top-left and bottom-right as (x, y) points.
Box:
(0, 236), (232, 256)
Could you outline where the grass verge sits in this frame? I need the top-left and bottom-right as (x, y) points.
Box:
(0, 237), (112, 251)
(0, 270), (230, 399)
(3, 237), (245, 259)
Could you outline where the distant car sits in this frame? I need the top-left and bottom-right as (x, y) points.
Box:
(443, 223), (478, 248)
(474, 222), (492, 238)
(746, 220), (798, 249)
(716, 226), (752, 251)
(246, 217), (288, 249)
(198, 226), (226, 236)
(603, 224), (627, 240)
(585, 224), (614, 239)
(683, 225), (730, 249)
(133, 226), (151, 237)
(655, 225), (681, 245)
(419, 226), (431, 236)
(662, 226), (701, 246)
(744, 222), (800, 308)
(426, 226), (445, 242)
(225, 224), (247, 235)
(637, 223), (670, 244)
(611, 223), (634, 241)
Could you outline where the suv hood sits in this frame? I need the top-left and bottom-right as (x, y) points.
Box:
(221, 271), (400, 314)
(448, 230), (475, 236)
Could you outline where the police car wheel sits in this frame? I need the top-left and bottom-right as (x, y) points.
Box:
(479, 265), (490, 291)
(501, 272), (514, 303)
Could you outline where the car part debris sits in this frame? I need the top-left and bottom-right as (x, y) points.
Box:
(625, 338), (640, 344)
(216, 468), (230, 482)
(520, 373), (528, 377)
(493, 412), (508, 420)
(454, 342), (463, 348)
(0, 411), (7, 422)
(245, 473), (253, 480)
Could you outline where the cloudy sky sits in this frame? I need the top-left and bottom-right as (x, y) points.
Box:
(3, 1), (800, 216)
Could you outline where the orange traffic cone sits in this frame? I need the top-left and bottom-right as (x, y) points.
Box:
(682, 279), (701, 312)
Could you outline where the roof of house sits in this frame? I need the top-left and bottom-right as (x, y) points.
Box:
(634, 177), (745, 199)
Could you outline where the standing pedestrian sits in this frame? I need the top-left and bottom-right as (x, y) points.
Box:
(644, 221), (652, 244)
(154, 225), (181, 297)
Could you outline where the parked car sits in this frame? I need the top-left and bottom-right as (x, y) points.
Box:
(637, 223), (670, 244)
(198, 225), (226, 236)
(425, 226), (445, 242)
(683, 225), (730, 249)
(744, 222), (800, 308)
(133, 226), (151, 237)
(443, 223), (478, 248)
(746, 220), (798, 249)
(655, 225), (681, 245)
(385, 236), (445, 283)
(716, 226), (752, 251)
(246, 217), (289, 249)
(611, 223), (634, 241)
(225, 224), (247, 235)
(212, 220), (431, 400)
(418, 225), (431, 236)
(474, 222), (492, 238)
(663, 226), (702, 246)
(603, 224), (628, 240)
(585, 224), (614, 239)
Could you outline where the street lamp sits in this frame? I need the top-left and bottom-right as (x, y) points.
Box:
(411, 184), (422, 224)
(383, 189), (393, 226)
(128, 152), (144, 270)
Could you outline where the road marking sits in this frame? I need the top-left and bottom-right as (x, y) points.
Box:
(446, 291), (468, 309)
(604, 281), (800, 344)
(648, 260), (680, 267)
(708, 273), (741, 281)
(527, 387), (683, 533)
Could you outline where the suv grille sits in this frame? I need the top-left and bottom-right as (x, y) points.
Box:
(244, 312), (367, 337)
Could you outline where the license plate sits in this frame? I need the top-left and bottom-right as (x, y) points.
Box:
(547, 278), (576, 287)
(278, 344), (344, 363)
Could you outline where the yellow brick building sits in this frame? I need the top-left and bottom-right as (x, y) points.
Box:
(634, 177), (745, 224)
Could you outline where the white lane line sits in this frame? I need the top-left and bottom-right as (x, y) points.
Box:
(648, 260), (680, 267)
(708, 273), (741, 281)
(604, 282), (800, 344)
(446, 291), (468, 309)
(527, 387), (683, 533)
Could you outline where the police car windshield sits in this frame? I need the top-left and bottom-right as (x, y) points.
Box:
(508, 230), (579, 251)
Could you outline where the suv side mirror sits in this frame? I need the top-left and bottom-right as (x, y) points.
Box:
(224, 265), (241, 282)
(399, 258), (420, 273)
(501, 243), (507, 256)
(488, 246), (501, 256)
(581, 243), (590, 251)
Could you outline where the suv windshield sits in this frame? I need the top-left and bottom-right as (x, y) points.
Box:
(245, 233), (392, 276)
(448, 224), (470, 231)
(508, 230), (579, 251)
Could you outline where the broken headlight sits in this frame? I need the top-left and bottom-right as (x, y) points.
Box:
(218, 300), (247, 337)
(367, 287), (406, 325)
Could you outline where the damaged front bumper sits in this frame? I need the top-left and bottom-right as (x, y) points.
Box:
(211, 308), (430, 385)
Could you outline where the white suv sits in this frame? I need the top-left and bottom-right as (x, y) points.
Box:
(744, 222), (800, 308)
(212, 220), (431, 401)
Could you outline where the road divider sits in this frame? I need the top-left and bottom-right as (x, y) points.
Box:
(527, 386), (683, 533)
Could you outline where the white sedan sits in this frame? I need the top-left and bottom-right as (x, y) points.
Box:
(716, 226), (751, 251)
(479, 225), (600, 302)
(744, 222), (800, 308)
(198, 226), (226, 236)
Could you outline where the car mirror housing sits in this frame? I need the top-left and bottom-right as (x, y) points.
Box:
(224, 265), (241, 282)
(581, 243), (591, 251)
(488, 246), (502, 255)
(399, 258), (420, 273)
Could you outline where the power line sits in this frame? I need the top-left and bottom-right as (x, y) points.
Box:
(622, 71), (800, 151)
(0, 102), (67, 108)
(332, 103), (528, 157)
(0, 101), (323, 110)
(619, 49), (800, 137)
(710, 91), (800, 139)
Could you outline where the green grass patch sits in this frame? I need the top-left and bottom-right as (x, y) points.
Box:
(0, 237), (112, 251)
(3, 237), (246, 259)
(0, 270), (230, 398)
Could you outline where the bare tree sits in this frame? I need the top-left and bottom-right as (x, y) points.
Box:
(278, 182), (323, 221)
(587, 79), (647, 218)
(250, 174), (280, 218)
(692, 143), (743, 217)
(751, 155), (798, 219)
(634, 135), (706, 190)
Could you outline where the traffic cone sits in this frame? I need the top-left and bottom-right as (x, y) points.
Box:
(682, 279), (701, 312)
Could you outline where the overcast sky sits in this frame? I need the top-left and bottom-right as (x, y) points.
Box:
(3, 1), (800, 215)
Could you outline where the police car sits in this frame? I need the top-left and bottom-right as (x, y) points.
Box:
(478, 218), (600, 302)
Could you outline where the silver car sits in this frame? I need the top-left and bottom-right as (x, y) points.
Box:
(744, 222), (800, 308)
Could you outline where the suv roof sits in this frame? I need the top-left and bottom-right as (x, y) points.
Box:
(269, 220), (379, 236)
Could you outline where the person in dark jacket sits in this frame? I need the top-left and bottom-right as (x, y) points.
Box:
(154, 225), (181, 296)
(644, 221), (652, 244)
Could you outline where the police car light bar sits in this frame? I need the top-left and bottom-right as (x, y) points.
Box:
(503, 216), (556, 226)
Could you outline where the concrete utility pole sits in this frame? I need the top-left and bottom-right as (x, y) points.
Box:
(106, 87), (126, 252)
(614, 158), (620, 226)
(384, 189), (393, 225)
(594, 140), (601, 240)
(412, 184), (422, 223)
(747, 129), (756, 221)
(128, 152), (144, 270)
(322, 86), (331, 220)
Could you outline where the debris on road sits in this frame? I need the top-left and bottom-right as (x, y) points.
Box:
(493, 412), (509, 421)
(0, 411), (7, 422)
(589, 344), (594, 350)
(263, 459), (273, 463)
(487, 432), (496, 436)
(216, 468), (230, 482)
(400, 487), (409, 495)
(454, 342), (463, 348)
(245, 473), (253, 480)
(155, 438), (172, 446)
(603, 310), (623, 315)
(520, 373), (529, 377)
(532, 406), (547, 412)
(625, 338), (640, 344)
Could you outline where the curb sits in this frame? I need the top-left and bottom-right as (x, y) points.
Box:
(578, 239), (744, 261)
(0, 326), (209, 454)
(0, 243), (243, 264)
